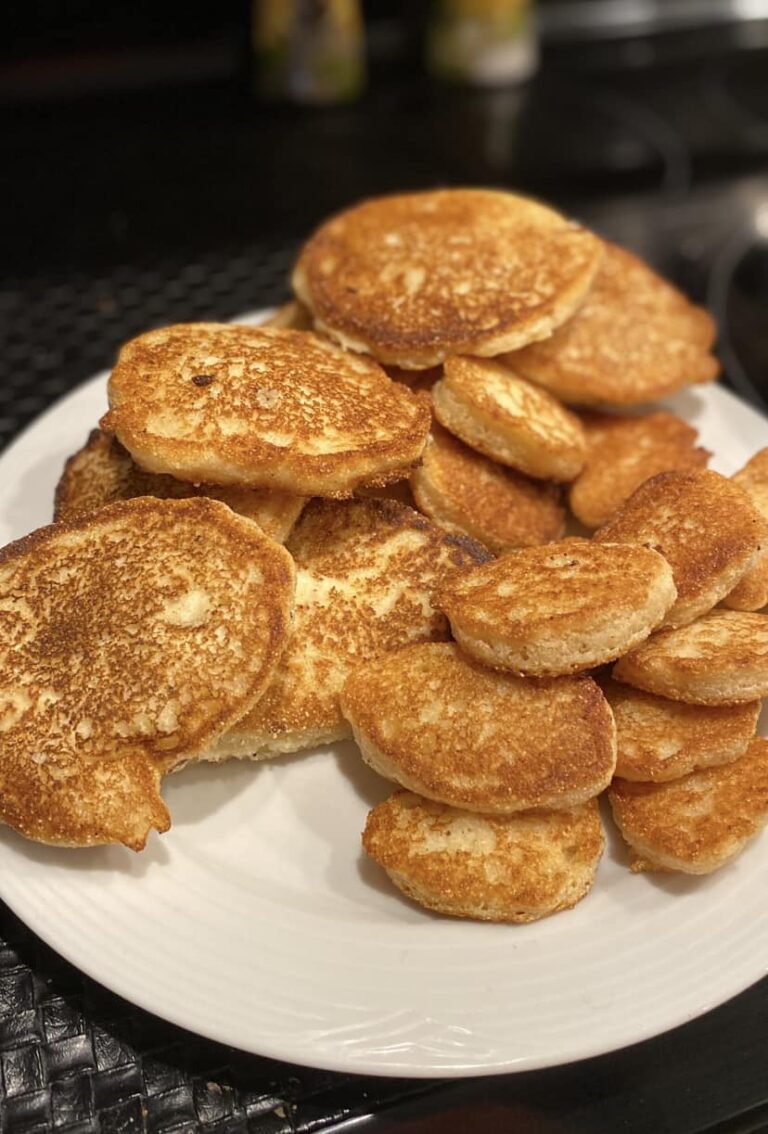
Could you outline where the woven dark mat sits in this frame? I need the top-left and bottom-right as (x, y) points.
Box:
(0, 905), (437, 1133)
(0, 243), (442, 1132)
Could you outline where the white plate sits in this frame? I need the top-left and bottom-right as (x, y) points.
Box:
(0, 368), (767, 1079)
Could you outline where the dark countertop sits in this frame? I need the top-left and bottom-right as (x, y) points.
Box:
(2, 37), (768, 1133)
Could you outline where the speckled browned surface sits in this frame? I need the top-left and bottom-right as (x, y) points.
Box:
(293, 190), (603, 368)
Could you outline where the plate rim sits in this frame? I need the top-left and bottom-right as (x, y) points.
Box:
(1, 357), (767, 1078)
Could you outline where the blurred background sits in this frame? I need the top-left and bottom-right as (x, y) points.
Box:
(4, 0), (768, 419)
(3, 5), (768, 1133)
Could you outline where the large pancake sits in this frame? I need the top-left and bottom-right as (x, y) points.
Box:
(55, 428), (306, 544)
(569, 411), (710, 529)
(595, 469), (768, 628)
(503, 242), (718, 406)
(0, 497), (295, 849)
(612, 609), (768, 705)
(411, 422), (565, 553)
(342, 643), (616, 812)
(437, 539), (676, 676)
(608, 738), (768, 874)
(204, 499), (491, 761)
(363, 791), (605, 923)
(101, 324), (430, 497)
(293, 189), (604, 369)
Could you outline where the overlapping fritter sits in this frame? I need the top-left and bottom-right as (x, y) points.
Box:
(363, 791), (605, 922)
(503, 242), (718, 406)
(342, 643), (616, 812)
(725, 449), (768, 611)
(569, 411), (710, 529)
(293, 189), (604, 368)
(595, 469), (768, 628)
(410, 423), (565, 553)
(433, 356), (586, 482)
(0, 497), (295, 848)
(55, 428), (306, 544)
(204, 499), (490, 762)
(609, 738), (768, 874)
(601, 677), (760, 782)
(437, 540), (676, 676)
(613, 610), (768, 705)
(101, 324), (430, 497)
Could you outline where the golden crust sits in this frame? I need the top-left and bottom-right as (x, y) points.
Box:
(54, 429), (306, 544)
(595, 469), (768, 628)
(600, 676), (759, 782)
(0, 497), (296, 848)
(433, 357), (587, 482)
(569, 411), (711, 529)
(342, 643), (616, 812)
(293, 189), (604, 369)
(363, 791), (605, 922)
(725, 449), (768, 611)
(608, 738), (768, 874)
(436, 540), (676, 676)
(411, 423), (565, 553)
(504, 241), (719, 407)
(204, 499), (491, 762)
(101, 324), (430, 497)
(612, 609), (768, 705)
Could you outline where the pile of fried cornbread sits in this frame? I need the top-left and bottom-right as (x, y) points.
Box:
(4, 188), (768, 924)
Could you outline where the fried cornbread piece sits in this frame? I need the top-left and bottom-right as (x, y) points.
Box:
(601, 677), (760, 782)
(569, 411), (711, 529)
(101, 324), (430, 497)
(363, 791), (604, 922)
(293, 189), (604, 369)
(437, 540), (676, 676)
(612, 610), (768, 705)
(410, 423), (565, 553)
(342, 643), (616, 812)
(54, 429), (306, 544)
(432, 357), (586, 482)
(608, 738), (768, 874)
(204, 499), (490, 762)
(725, 449), (768, 611)
(503, 242), (718, 406)
(0, 497), (296, 848)
(595, 470), (768, 628)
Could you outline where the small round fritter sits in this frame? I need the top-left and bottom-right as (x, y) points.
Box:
(436, 540), (676, 676)
(569, 411), (711, 529)
(601, 677), (760, 782)
(725, 449), (768, 611)
(292, 189), (604, 369)
(612, 610), (768, 705)
(502, 242), (718, 407)
(205, 499), (490, 763)
(101, 324), (430, 498)
(432, 357), (586, 482)
(410, 423), (565, 554)
(608, 738), (768, 874)
(595, 469), (768, 629)
(342, 643), (616, 812)
(0, 497), (296, 849)
(55, 428), (306, 544)
(363, 791), (605, 923)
